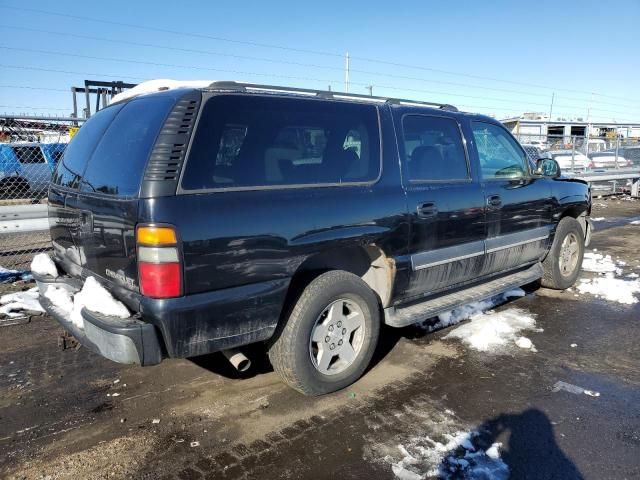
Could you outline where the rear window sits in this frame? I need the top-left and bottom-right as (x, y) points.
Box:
(13, 146), (46, 164)
(53, 96), (175, 195)
(181, 95), (381, 190)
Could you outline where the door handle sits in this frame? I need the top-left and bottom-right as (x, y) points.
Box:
(486, 195), (502, 209)
(417, 202), (438, 218)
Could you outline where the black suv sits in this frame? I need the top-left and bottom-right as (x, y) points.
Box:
(35, 81), (592, 395)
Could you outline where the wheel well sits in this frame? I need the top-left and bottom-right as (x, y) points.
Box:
(559, 206), (588, 238)
(287, 245), (395, 309)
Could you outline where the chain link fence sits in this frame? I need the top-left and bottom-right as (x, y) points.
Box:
(0, 116), (79, 272)
(514, 132), (640, 194)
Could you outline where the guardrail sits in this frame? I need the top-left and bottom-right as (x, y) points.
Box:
(0, 204), (49, 234)
(563, 168), (640, 197)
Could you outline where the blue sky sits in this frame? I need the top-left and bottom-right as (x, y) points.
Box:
(1, 0), (639, 122)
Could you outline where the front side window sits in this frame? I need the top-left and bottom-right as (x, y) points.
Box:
(471, 122), (529, 179)
(401, 115), (469, 181)
(181, 96), (380, 190)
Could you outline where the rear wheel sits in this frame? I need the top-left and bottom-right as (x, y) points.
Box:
(541, 217), (585, 289)
(269, 270), (380, 396)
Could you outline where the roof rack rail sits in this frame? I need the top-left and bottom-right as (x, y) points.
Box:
(207, 81), (458, 112)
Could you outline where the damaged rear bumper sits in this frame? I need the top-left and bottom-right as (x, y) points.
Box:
(34, 273), (163, 366)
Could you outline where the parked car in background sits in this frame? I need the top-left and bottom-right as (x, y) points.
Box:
(588, 150), (631, 169)
(545, 150), (590, 171)
(0, 143), (66, 198)
(520, 144), (543, 164)
(609, 146), (640, 167)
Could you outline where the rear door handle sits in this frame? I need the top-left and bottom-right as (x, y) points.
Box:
(417, 202), (438, 218)
(487, 195), (502, 209)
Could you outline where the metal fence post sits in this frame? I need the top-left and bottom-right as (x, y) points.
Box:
(614, 133), (620, 169)
(571, 137), (576, 172)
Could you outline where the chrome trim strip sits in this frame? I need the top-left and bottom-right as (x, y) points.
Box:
(485, 226), (552, 254)
(411, 240), (484, 271)
(410, 226), (552, 271)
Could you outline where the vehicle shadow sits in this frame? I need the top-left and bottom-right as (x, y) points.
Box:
(189, 342), (274, 379)
(450, 408), (585, 479)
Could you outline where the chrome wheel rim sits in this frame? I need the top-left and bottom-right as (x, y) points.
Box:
(309, 298), (365, 376)
(559, 232), (580, 277)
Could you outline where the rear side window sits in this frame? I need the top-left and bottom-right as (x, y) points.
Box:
(471, 122), (529, 179)
(52, 104), (123, 189)
(13, 146), (46, 164)
(80, 97), (174, 196)
(401, 115), (469, 181)
(181, 95), (380, 190)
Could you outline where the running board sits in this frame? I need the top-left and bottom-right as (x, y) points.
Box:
(384, 263), (543, 328)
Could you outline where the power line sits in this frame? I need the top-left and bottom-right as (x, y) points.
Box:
(0, 63), (146, 81)
(1, 4), (637, 104)
(2, 45), (637, 119)
(5, 23), (638, 112)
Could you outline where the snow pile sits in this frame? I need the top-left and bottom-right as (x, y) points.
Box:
(630, 220), (640, 225)
(581, 251), (622, 275)
(43, 285), (74, 313)
(0, 287), (45, 317)
(422, 289), (525, 333)
(390, 428), (508, 480)
(515, 336), (535, 351)
(576, 276), (640, 305)
(444, 308), (537, 352)
(70, 277), (130, 328)
(30, 253), (59, 278)
(111, 79), (214, 103)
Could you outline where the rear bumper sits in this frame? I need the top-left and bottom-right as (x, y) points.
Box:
(35, 273), (163, 366)
(35, 269), (290, 362)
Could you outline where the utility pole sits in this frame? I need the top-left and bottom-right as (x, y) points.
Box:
(366, 85), (373, 96)
(548, 92), (555, 121)
(345, 52), (350, 93)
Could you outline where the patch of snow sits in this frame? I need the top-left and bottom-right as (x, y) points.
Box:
(423, 288), (525, 333)
(570, 343), (577, 348)
(591, 217), (605, 221)
(0, 287), (44, 317)
(581, 252), (622, 275)
(389, 427), (509, 480)
(444, 307), (537, 352)
(30, 253), (58, 278)
(111, 79), (214, 103)
(627, 273), (639, 279)
(630, 220), (640, 225)
(576, 276), (640, 304)
(43, 285), (73, 313)
(70, 277), (130, 328)
(515, 336), (534, 350)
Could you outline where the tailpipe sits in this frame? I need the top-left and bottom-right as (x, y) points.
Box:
(222, 348), (251, 372)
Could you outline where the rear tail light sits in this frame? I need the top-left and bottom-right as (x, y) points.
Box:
(136, 225), (182, 298)
(587, 161), (594, 169)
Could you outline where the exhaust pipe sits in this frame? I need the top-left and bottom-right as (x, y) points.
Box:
(222, 348), (251, 372)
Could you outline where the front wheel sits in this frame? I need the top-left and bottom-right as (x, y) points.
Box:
(269, 270), (380, 396)
(541, 217), (585, 289)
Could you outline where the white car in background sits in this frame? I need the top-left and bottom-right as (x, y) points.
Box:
(545, 150), (590, 172)
(588, 150), (631, 169)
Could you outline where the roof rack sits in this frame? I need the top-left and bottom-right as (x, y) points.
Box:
(206, 81), (458, 112)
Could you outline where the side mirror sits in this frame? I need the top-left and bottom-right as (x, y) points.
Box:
(535, 158), (561, 178)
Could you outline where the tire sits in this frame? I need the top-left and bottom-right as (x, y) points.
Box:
(541, 217), (585, 290)
(269, 270), (380, 396)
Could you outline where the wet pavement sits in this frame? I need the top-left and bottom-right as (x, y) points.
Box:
(1, 197), (639, 480)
